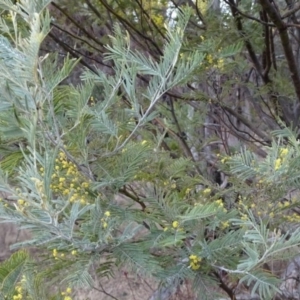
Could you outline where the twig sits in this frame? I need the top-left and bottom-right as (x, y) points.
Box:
(92, 282), (120, 300)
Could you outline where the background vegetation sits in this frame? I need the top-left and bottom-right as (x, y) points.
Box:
(1, 0), (300, 299)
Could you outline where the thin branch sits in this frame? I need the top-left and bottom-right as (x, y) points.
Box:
(134, 0), (166, 40)
(269, 25), (277, 70)
(227, 0), (265, 81)
(261, 10), (272, 77)
(47, 32), (97, 73)
(168, 98), (196, 159)
(50, 21), (105, 52)
(282, 2), (300, 19)
(96, 0), (163, 56)
(195, 0), (207, 28)
(286, 23), (300, 28)
(223, 0), (275, 27)
(50, 2), (104, 48)
(220, 105), (271, 144)
(170, 0), (206, 29)
(259, 0), (300, 103)
(92, 282), (120, 300)
(119, 186), (146, 211)
(213, 271), (237, 300)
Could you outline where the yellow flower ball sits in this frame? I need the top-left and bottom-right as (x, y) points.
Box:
(274, 158), (281, 170)
(53, 249), (58, 257)
(172, 221), (179, 228)
(102, 222), (108, 229)
(203, 188), (211, 196)
(18, 199), (25, 205)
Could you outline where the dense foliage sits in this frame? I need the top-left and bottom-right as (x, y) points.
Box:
(1, 1), (300, 300)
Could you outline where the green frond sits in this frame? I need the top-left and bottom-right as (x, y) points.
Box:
(0, 150), (24, 175)
(106, 29), (160, 77)
(179, 202), (221, 222)
(91, 111), (118, 137)
(93, 142), (152, 189)
(0, 110), (25, 141)
(29, 276), (48, 300)
(0, 250), (29, 298)
(229, 148), (258, 180)
(1, 1), (299, 298)
(155, 262), (192, 282)
(114, 243), (163, 276)
(95, 261), (115, 279)
(164, 157), (192, 178)
(239, 269), (280, 300)
(193, 273), (223, 300)
(264, 228), (300, 260)
(236, 211), (269, 247)
(201, 229), (244, 267)
(41, 53), (79, 93)
(218, 41), (243, 57)
(157, 231), (186, 248)
(64, 264), (94, 288)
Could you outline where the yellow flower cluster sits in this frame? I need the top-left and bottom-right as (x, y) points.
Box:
(61, 287), (72, 300)
(202, 188), (211, 196)
(280, 147), (289, 157)
(220, 156), (229, 164)
(14, 185), (34, 210)
(189, 254), (202, 270)
(89, 96), (95, 106)
(275, 147), (289, 170)
(172, 220), (179, 229)
(52, 248), (65, 259)
(152, 14), (164, 27)
(52, 248), (79, 260)
(11, 276), (26, 299)
(163, 180), (176, 189)
(274, 158), (281, 170)
(280, 201), (290, 208)
(215, 199), (223, 207)
(262, 197), (300, 223)
(17, 199), (26, 206)
(13, 285), (23, 300)
(284, 212), (300, 222)
(206, 54), (213, 64)
(215, 199), (227, 213)
(185, 188), (192, 195)
(101, 210), (111, 229)
(49, 152), (91, 205)
(197, 0), (207, 14)
(240, 213), (248, 221)
(205, 54), (225, 71)
(220, 221), (230, 229)
(165, 220), (184, 232)
(217, 58), (224, 71)
(53, 248), (58, 258)
(2, 13), (12, 21)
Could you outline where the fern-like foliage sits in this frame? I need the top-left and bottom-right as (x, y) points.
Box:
(0, 250), (29, 299)
(2, 0), (300, 299)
